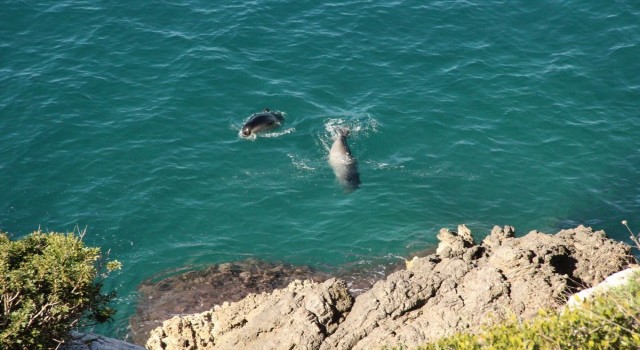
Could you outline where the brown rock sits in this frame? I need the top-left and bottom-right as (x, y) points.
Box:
(146, 279), (353, 350)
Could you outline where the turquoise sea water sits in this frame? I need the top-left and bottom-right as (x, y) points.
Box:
(1, 0), (639, 339)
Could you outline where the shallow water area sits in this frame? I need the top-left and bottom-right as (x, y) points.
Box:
(1, 0), (639, 340)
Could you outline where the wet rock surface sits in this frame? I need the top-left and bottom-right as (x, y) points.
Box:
(144, 225), (636, 350)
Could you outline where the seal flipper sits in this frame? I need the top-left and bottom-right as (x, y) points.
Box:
(271, 110), (285, 122)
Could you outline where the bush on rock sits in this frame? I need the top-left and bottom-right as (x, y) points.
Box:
(0, 230), (121, 350)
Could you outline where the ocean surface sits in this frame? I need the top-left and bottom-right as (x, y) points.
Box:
(1, 0), (639, 339)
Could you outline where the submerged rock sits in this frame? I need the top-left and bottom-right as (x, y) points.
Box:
(61, 332), (145, 350)
(144, 225), (636, 350)
(130, 259), (333, 344)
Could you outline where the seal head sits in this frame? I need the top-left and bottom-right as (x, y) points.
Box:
(240, 109), (285, 138)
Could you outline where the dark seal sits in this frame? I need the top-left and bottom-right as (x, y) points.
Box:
(240, 109), (285, 138)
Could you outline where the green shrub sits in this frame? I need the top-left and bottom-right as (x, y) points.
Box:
(415, 271), (640, 350)
(0, 229), (121, 350)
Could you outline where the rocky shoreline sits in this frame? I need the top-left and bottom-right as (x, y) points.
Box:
(140, 225), (635, 350)
(130, 256), (421, 344)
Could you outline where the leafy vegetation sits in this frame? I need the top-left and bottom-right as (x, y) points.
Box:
(0, 229), (121, 350)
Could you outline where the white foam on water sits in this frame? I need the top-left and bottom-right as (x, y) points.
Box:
(259, 127), (296, 138)
(287, 153), (316, 171)
(320, 115), (380, 153)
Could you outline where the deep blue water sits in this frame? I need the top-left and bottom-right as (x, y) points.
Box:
(1, 0), (639, 339)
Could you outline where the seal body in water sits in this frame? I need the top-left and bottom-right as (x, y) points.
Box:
(240, 109), (285, 137)
(329, 128), (360, 192)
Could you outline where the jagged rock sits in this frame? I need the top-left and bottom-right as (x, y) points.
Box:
(321, 225), (634, 349)
(556, 226), (635, 285)
(435, 224), (475, 258)
(146, 278), (353, 350)
(482, 225), (516, 248)
(146, 225), (636, 350)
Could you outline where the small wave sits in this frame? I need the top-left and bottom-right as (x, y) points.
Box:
(260, 127), (296, 138)
(320, 115), (379, 152)
(366, 161), (406, 170)
(324, 114), (379, 137)
(287, 153), (316, 171)
(408, 164), (481, 181)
